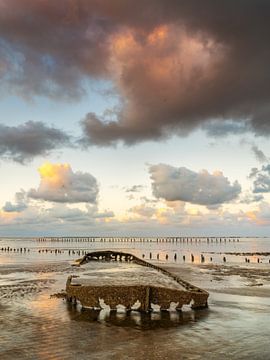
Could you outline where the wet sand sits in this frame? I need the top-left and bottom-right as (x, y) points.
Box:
(1, 253), (270, 360)
(162, 262), (270, 297)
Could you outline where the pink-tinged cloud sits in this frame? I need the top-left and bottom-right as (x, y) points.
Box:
(245, 202), (270, 226)
(1, 1), (270, 144)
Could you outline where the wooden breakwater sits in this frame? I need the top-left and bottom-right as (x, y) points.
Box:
(37, 236), (240, 243)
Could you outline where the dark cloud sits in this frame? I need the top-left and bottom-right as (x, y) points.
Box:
(251, 145), (268, 163)
(0, 1), (111, 100)
(0, 121), (71, 163)
(28, 162), (98, 203)
(1, 1), (270, 143)
(149, 164), (241, 207)
(250, 164), (270, 193)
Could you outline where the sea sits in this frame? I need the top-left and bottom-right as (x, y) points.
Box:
(0, 237), (270, 359)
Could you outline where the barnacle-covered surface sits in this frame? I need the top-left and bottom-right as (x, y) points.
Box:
(66, 251), (209, 311)
(71, 262), (186, 290)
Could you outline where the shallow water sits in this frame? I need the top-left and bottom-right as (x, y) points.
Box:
(0, 238), (270, 359)
(1, 236), (270, 265)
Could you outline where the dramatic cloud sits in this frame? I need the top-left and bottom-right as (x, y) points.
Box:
(149, 164), (241, 207)
(1, 1), (270, 144)
(250, 164), (270, 193)
(28, 162), (98, 203)
(0, 121), (70, 163)
(251, 145), (268, 163)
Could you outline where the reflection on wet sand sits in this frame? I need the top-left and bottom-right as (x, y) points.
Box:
(66, 304), (208, 330)
(1, 237), (270, 359)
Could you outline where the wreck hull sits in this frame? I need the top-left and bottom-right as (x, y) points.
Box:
(66, 251), (209, 311)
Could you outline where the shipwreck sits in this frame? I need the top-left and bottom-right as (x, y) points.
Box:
(66, 250), (209, 312)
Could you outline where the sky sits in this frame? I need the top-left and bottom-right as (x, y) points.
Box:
(1, 0), (270, 236)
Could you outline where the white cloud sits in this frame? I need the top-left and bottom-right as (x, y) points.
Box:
(0, 202), (115, 235)
(28, 162), (98, 203)
(2, 191), (28, 212)
(149, 164), (241, 207)
(129, 204), (156, 218)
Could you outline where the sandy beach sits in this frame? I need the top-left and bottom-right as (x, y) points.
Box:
(1, 242), (270, 360)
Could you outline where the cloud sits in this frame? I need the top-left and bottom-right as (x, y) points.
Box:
(239, 193), (264, 204)
(251, 145), (268, 163)
(129, 204), (156, 218)
(0, 1), (270, 144)
(127, 197), (251, 231)
(202, 120), (250, 138)
(0, 190), (268, 236)
(44, 204), (114, 223)
(2, 191), (28, 212)
(125, 185), (144, 193)
(149, 164), (241, 207)
(245, 202), (270, 226)
(0, 121), (71, 163)
(249, 167), (259, 179)
(250, 164), (270, 193)
(28, 162), (98, 203)
(0, 201), (115, 236)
